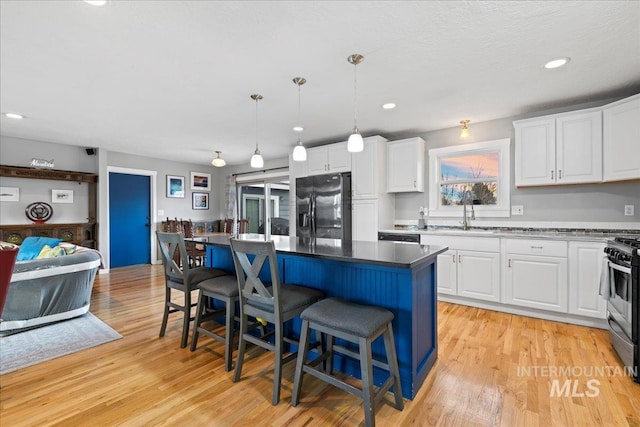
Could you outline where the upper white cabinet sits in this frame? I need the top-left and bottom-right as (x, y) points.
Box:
(603, 94), (640, 182)
(307, 142), (351, 176)
(387, 137), (425, 192)
(352, 136), (388, 199)
(514, 109), (602, 187)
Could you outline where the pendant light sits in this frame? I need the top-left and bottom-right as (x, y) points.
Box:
(292, 77), (307, 162)
(250, 94), (264, 168)
(459, 120), (471, 139)
(347, 53), (364, 153)
(211, 151), (226, 167)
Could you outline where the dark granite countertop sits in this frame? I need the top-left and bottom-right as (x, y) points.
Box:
(192, 234), (447, 268)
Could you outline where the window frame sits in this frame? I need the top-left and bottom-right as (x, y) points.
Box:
(428, 138), (511, 218)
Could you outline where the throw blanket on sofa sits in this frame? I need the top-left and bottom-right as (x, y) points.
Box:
(0, 250), (102, 335)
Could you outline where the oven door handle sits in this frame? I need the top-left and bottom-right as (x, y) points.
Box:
(608, 316), (632, 344)
(608, 260), (631, 275)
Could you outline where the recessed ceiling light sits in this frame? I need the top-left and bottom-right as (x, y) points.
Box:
(293, 126), (304, 132)
(4, 113), (24, 119)
(544, 57), (570, 69)
(84, 0), (106, 6)
(382, 103), (396, 110)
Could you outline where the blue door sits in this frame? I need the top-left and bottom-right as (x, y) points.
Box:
(109, 172), (151, 268)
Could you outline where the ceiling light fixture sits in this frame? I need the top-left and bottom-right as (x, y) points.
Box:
(292, 77), (307, 162)
(544, 57), (570, 69)
(347, 53), (364, 153)
(459, 120), (471, 139)
(3, 112), (24, 119)
(84, 0), (107, 6)
(211, 151), (226, 167)
(382, 103), (396, 110)
(250, 94), (264, 168)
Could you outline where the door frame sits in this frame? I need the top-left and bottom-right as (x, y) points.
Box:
(106, 166), (158, 268)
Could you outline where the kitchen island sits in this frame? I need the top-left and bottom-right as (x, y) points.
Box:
(196, 233), (447, 400)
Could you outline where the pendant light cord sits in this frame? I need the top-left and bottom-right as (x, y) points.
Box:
(353, 62), (358, 130)
(297, 83), (302, 143)
(255, 97), (259, 151)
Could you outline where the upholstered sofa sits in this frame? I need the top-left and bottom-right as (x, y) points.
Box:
(0, 249), (102, 335)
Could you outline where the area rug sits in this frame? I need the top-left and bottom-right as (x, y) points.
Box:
(0, 312), (122, 375)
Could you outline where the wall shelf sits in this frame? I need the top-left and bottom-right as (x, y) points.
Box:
(0, 165), (98, 248)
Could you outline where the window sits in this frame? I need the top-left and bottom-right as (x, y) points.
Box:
(428, 138), (511, 218)
(236, 171), (290, 235)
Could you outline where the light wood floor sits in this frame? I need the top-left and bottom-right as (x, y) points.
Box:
(1, 265), (638, 426)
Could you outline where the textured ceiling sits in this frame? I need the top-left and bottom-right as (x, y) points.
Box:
(1, 1), (639, 167)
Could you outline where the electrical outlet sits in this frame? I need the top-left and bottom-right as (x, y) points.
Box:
(624, 205), (635, 216)
(511, 205), (524, 216)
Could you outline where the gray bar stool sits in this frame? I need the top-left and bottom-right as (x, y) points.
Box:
(291, 297), (404, 427)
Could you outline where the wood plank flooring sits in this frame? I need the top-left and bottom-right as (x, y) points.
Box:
(1, 265), (638, 426)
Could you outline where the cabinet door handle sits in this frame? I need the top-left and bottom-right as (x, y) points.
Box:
(551, 170), (554, 180)
(531, 245), (543, 249)
(414, 180), (416, 187)
(508, 259), (512, 268)
(558, 170), (562, 179)
(452, 254), (456, 263)
(458, 254), (462, 263)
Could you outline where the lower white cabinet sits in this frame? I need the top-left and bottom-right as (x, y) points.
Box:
(423, 235), (500, 302)
(568, 241), (607, 319)
(504, 242), (568, 313)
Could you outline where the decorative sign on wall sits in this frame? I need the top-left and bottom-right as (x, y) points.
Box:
(51, 189), (74, 204)
(30, 158), (55, 169)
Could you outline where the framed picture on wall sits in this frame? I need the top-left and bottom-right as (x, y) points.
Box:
(51, 189), (74, 204)
(192, 192), (209, 210)
(190, 171), (211, 191)
(0, 186), (19, 202)
(166, 175), (185, 198)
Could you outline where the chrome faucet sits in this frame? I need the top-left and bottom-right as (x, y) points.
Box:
(462, 190), (475, 230)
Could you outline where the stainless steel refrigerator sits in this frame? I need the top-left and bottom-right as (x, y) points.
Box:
(296, 173), (352, 240)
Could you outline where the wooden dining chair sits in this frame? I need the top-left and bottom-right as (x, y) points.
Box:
(156, 231), (228, 348)
(181, 219), (206, 268)
(230, 238), (324, 405)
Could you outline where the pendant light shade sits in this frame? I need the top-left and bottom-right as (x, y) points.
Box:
(211, 151), (226, 167)
(460, 120), (471, 139)
(250, 94), (264, 168)
(347, 53), (364, 153)
(292, 77), (307, 162)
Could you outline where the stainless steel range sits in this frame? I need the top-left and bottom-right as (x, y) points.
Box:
(604, 237), (639, 383)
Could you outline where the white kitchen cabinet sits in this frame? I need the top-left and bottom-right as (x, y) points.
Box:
(288, 153), (309, 236)
(351, 136), (394, 241)
(307, 142), (351, 176)
(504, 239), (568, 312)
(514, 109), (602, 186)
(353, 199), (378, 242)
(387, 137), (425, 192)
(603, 94), (640, 182)
(352, 136), (388, 199)
(568, 241), (607, 319)
(421, 235), (500, 302)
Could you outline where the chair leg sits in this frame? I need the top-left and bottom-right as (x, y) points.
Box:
(272, 318), (284, 405)
(360, 336), (375, 427)
(223, 297), (235, 372)
(190, 291), (205, 352)
(233, 312), (248, 383)
(159, 286), (171, 338)
(181, 290), (191, 348)
(383, 324), (404, 410)
(291, 319), (311, 406)
(326, 334), (334, 375)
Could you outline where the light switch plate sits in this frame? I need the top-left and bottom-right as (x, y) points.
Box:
(511, 205), (524, 215)
(624, 205), (634, 216)
(158, 209), (165, 217)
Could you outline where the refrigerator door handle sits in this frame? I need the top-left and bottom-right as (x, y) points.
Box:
(309, 195), (315, 237)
